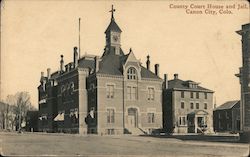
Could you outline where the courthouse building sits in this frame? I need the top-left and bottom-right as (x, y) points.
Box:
(163, 74), (214, 134)
(38, 7), (163, 135)
(236, 23), (250, 142)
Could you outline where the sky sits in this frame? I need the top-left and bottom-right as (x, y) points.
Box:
(1, 0), (249, 108)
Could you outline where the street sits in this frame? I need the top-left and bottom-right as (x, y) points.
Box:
(0, 132), (249, 156)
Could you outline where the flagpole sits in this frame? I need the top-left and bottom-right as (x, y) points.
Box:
(79, 18), (81, 59)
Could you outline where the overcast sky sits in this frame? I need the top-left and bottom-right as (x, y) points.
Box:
(1, 0), (249, 108)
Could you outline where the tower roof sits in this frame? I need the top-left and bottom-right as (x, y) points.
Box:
(105, 18), (122, 33)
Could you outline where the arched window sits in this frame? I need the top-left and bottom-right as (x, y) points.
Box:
(127, 67), (137, 80)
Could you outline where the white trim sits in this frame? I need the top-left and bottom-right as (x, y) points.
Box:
(178, 116), (187, 126)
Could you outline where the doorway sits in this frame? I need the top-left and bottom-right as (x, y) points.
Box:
(127, 108), (137, 128)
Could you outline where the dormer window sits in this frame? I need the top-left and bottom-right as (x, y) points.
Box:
(127, 67), (137, 80)
(185, 81), (198, 89)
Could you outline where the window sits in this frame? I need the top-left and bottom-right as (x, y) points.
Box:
(204, 103), (207, 109)
(127, 67), (137, 80)
(70, 82), (74, 94)
(196, 92), (199, 99)
(131, 87), (137, 100)
(70, 108), (78, 124)
(61, 85), (65, 94)
(148, 113), (155, 123)
(181, 102), (185, 109)
(106, 85), (114, 99)
(107, 109), (115, 123)
(204, 93), (207, 99)
(190, 102), (194, 109)
(148, 87), (155, 100)
(218, 121), (222, 129)
(179, 116), (187, 126)
(127, 86), (137, 100)
(190, 92), (194, 98)
(181, 91), (185, 98)
(196, 103), (199, 109)
(225, 111), (229, 119)
(107, 129), (115, 135)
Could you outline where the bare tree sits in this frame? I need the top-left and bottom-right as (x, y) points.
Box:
(0, 92), (36, 131)
(0, 101), (7, 129)
(14, 92), (34, 130)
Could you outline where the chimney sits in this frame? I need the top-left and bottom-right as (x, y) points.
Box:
(73, 47), (78, 67)
(146, 55), (150, 70)
(47, 68), (51, 80)
(155, 64), (159, 76)
(95, 56), (100, 72)
(164, 74), (168, 89)
(174, 73), (178, 80)
(41, 71), (44, 77)
(60, 55), (64, 72)
(40, 71), (44, 83)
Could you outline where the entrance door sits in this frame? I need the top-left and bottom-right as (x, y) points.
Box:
(128, 115), (136, 128)
(236, 120), (240, 131)
(187, 116), (195, 133)
(127, 108), (137, 128)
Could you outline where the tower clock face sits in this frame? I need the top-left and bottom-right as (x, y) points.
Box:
(113, 35), (119, 42)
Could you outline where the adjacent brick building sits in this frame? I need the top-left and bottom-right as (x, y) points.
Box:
(163, 74), (214, 134)
(38, 7), (163, 135)
(213, 100), (240, 133)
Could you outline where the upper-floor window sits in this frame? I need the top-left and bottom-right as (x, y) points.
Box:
(196, 103), (199, 109)
(181, 102), (185, 109)
(127, 67), (137, 80)
(70, 82), (74, 94)
(218, 113), (221, 119)
(181, 91), (185, 98)
(190, 102), (194, 109)
(61, 85), (66, 94)
(190, 92), (194, 98)
(106, 85), (114, 99)
(204, 103), (207, 109)
(225, 111), (229, 119)
(127, 86), (137, 100)
(196, 92), (199, 99)
(204, 93), (207, 99)
(107, 108), (115, 123)
(148, 87), (155, 100)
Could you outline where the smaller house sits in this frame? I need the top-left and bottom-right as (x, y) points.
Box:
(163, 74), (214, 134)
(213, 100), (240, 133)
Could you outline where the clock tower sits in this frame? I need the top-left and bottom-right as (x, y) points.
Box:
(105, 5), (122, 55)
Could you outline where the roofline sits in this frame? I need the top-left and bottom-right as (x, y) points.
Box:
(166, 87), (214, 93)
(214, 101), (240, 111)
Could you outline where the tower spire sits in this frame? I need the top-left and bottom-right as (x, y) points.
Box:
(109, 5), (116, 20)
